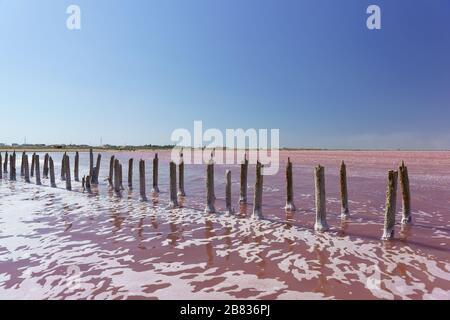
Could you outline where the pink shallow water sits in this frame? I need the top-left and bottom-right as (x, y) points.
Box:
(0, 150), (449, 299)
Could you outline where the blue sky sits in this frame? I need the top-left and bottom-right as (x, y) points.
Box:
(1, 0), (449, 149)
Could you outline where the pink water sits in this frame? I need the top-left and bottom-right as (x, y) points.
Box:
(0, 150), (449, 299)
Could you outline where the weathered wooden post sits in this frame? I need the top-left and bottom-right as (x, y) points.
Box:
(30, 153), (35, 177)
(108, 155), (115, 186)
(49, 157), (56, 188)
(9, 154), (16, 181)
(340, 161), (350, 218)
(139, 159), (146, 200)
(169, 161), (179, 208)
(399, 161), (411, 224)
(20, 151), (25, 176)
(9, 154), (13, 180)
(13, 152), (16, 179)
(382, 170), (398, 240)
(74, 151), (79, 182)
(252, 161), (264, 218)
(43, 153), (49, 178)
(35, 154), (41, 185)
(89, 148), (94, 177)
(152, 153), (159, 193)
(178, 153), (185, 196)
(61, 152), (66, 181)
(204, 160), (215, 213)
(65, 154), (72, 191)
(211, 151), (216, 201)
(128, 158), (133, 189)
(239, 154), (248, 204)
(86, 175), (91, 192)
(225, 170), (233, 214)
(92, 154), (101, 184)
(285, 158), (296, 212)
(314, 165), (328, 231)
(114, 159), (121, 193)
(24, 154), (30, 183)
(3, 151), (7, 173)
(0, 153), (2, 179)
(119, 163), (123, 189)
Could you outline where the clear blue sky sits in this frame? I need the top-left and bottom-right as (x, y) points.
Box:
(1, 0), (449, 149)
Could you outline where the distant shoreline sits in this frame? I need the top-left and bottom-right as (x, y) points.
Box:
(0, 146), (449, 152)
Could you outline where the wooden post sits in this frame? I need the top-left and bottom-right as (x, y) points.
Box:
(0, 153), (2, 179)
(92, 153), (101, 184)
(65, 154), (72, 191)
(114, 159), (120, 193)
(152, 153), (159, 193)
(82, 176), (85, 190)
(169, 161), (179, 208)
(89, 148), (94, 178)
(239, 154), (248, 204)
(3, 151), (8, 173)
(9, 154), (15, 181)
(35, 154), (41, 185)
(340, 161), (350, 218)
(13, 151), (16, 179)
(178, 154), (185, 196)
(61, 152), (66, 181)
(30, 153), (35, 177)
(119, 163), (123, 190)
(139, 159), (146, 200)
(128, 158), (133, 189)
(20, 151), (25, 176)
(74, 151), (79, 182)
(24, 154), (30, 183)
(9, 152), (16, 181)
(252, 161), (264, 218)
(285, 157), (296, 212)
(49, 157), (56, 188)
(314, 165), (328, 231)
(225, 170), (233, 214)
(382, 170), (398, 240)
(86, 175), (91, 192)
(204, 160), (215, 213)
(399, 161), (411, 224)
(43, 153), (49, 178)
(108, 155), (115, 186)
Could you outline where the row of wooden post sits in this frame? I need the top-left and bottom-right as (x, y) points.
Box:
(0, 150), (411, 240)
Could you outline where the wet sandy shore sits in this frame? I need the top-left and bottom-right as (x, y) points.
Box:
(0, 150), (449, 299)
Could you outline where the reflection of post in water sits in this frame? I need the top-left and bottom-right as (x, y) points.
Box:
(223, 223), (232, 261)
(399, 222), (412, 241)
(254, 224), (267, 277)
(111, 211), (125, 232)
(168, 212), (180, 246)
(312, 244), (329, 295)
(285, 211), (294, 229)
(151, 209), (159, 230)
(204, 217), (215, 266)
(239, 203), (248, 217)
(338, 218), (349, 237)
(137, 203), (147, 241)
(284, 211), (295, 246)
